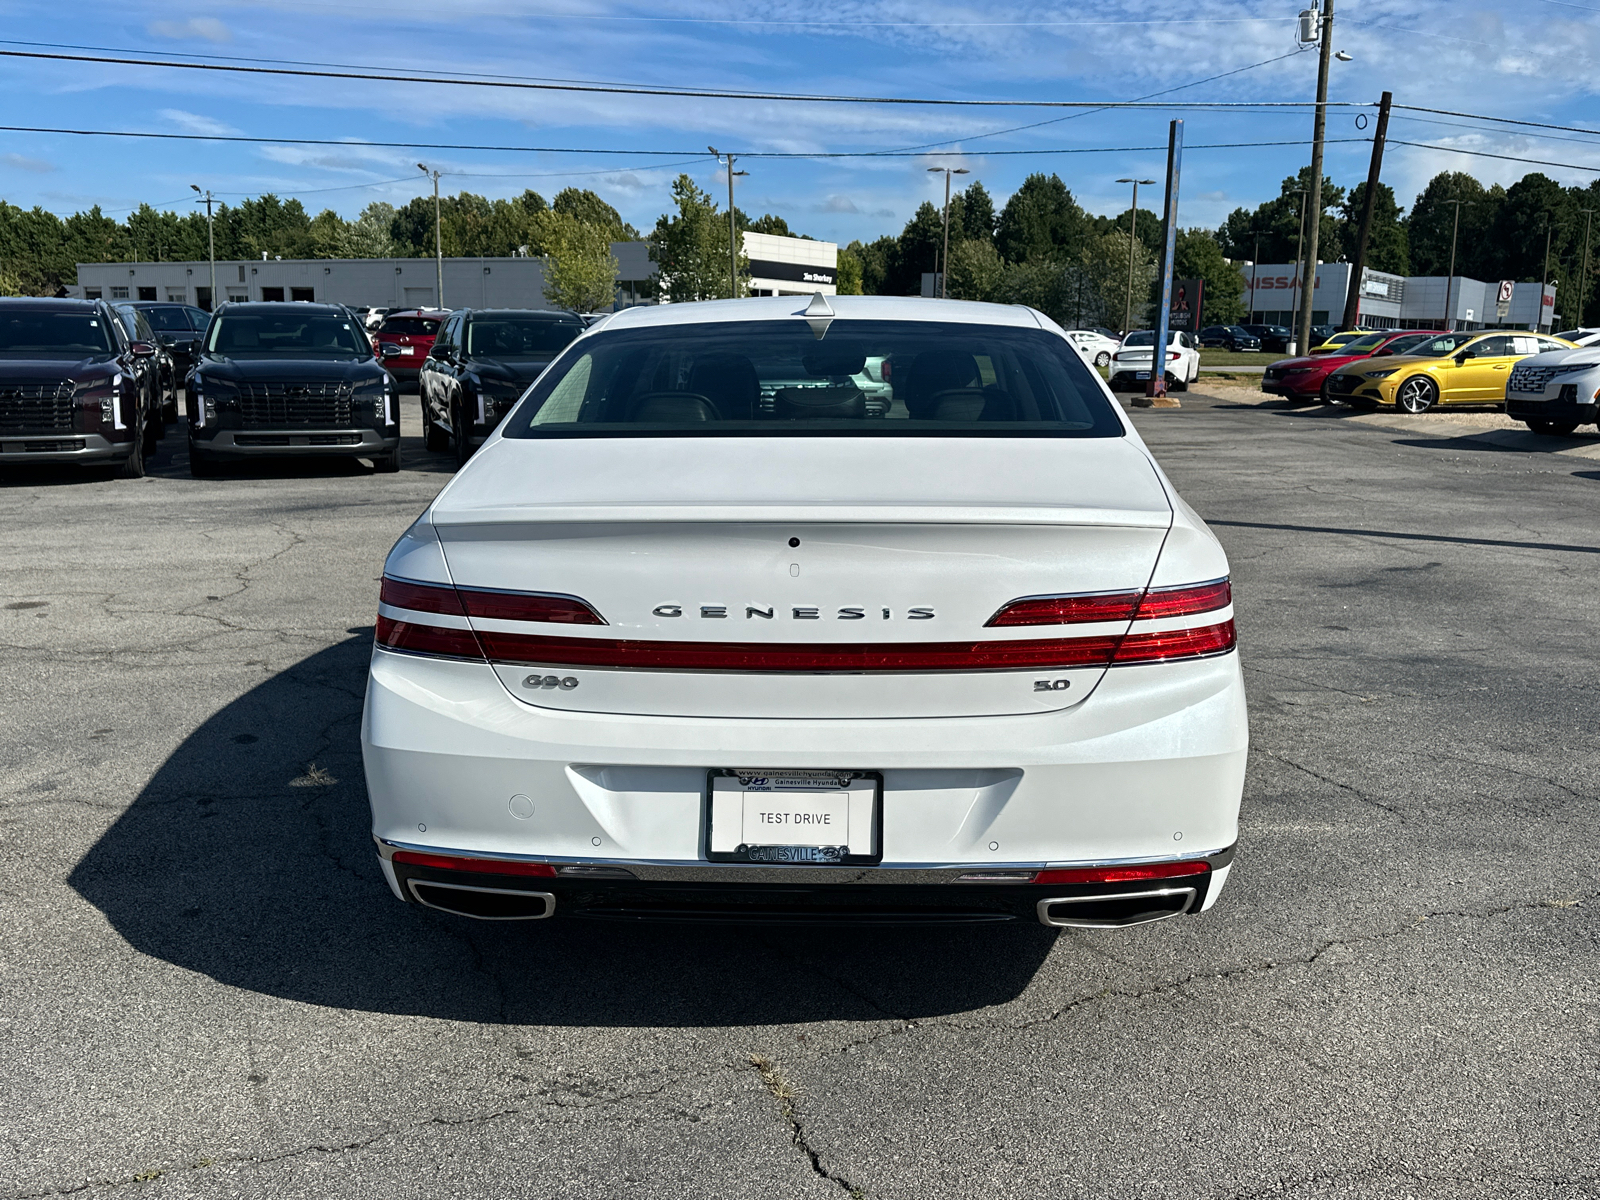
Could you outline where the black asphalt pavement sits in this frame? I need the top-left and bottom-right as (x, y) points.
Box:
(2, 391), (1597, 1198)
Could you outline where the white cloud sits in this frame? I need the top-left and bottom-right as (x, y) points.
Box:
(160, 109), (240, 137)
(3, 153), (54, 173)
(147, 17), (231, 42)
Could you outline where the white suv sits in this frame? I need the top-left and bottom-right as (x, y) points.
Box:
(1507, 342), (1600, 434)
(361, 295), (1247, 928)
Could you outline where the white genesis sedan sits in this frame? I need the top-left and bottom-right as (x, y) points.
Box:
(361, 295), (1247, 928)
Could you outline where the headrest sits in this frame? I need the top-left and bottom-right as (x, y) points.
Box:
(775, 386), (865, 420)
(627, 392), (721, 423)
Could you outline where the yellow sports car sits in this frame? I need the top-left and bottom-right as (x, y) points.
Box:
(1322, 331), (1576, 412)
(1309, 330), (1369, 354)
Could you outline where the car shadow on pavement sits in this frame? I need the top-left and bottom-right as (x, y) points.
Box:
(69, 635), (1056, 1026)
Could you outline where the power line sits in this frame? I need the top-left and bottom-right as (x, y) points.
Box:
(0, 122), (1364, 160)
(0, 46), (1364, 109)
(1388, 113), (1600, 150)
(1389, 139), (1600, 174)
(1393, 104), (1600, 141)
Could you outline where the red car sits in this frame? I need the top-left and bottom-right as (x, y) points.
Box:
(1261, 330), (1447, 404)
(374, 309), (448, 391)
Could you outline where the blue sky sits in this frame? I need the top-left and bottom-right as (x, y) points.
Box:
(2, 1), (1598, 246)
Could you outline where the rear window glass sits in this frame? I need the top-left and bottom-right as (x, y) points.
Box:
(0, 310), (114, 355)
(1406, 333), (1477, 357)
(139, 306), (194, 332)
(499, 319), (1122, 440)
(467, 317), (583, 358)
(379, 318), (439, 337)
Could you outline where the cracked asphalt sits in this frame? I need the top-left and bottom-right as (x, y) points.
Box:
(2, 389), (1597, 1199)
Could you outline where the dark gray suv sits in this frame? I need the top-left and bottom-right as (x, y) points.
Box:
(186, 303), (399, 477)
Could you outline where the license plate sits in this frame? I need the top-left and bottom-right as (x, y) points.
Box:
(1135, 371), (1151, 380)
(399, 345), (415, 355)
(706, 770), (881, 864)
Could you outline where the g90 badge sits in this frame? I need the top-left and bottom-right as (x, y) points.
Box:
(525, 675), (579, 690)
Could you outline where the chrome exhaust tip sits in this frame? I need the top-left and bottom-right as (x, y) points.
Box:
(1036, 886), (1197, 929)
(407, 879), (556, 921)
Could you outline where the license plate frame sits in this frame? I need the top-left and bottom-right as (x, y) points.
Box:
(1134, 370), (1151, 381)
(704, 769), (883, 865)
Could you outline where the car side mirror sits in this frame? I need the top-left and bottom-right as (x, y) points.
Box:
(1453, 351), (1470, 365)
(380, 342), (402, 359)
(131, 341), (157, 358)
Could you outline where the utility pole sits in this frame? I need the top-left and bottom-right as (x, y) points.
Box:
(1342, 90), (1392, 331)
(1580, 209), (1596, 328)
(418, 164), (443, 308)
(1296, 0), (1336, 357)
(1116, 176), (1156, 332)
(1137, 120), (1183, 407)
(190, 185), (215, 310)
(927, 166), (970, 297)
(1249, 229), (1262, 323)
(1441, 198), (1466, 332)
(709, 148), (749, 299)
(1543, 217), (1555, 293)
(1288, 188), (1307, 345)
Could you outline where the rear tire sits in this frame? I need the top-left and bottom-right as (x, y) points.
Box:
(423, 403), (449, 452)
(1526, 419), (1579, 436)
(1396, 376), (1437, 414)
(452, 401), (473, 470)
(1093, 351), (1110, 368)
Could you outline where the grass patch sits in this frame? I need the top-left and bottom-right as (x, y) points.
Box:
(1200, 348), (1278, 366)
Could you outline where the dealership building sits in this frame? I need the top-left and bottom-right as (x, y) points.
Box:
(72, 232), (835, 311)
(1243, 262), (1558, 332)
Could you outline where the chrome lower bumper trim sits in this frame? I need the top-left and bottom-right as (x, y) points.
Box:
(197, 429), (397, 456)
(0, 432), (128, 464)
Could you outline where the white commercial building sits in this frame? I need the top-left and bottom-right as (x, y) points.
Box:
(1242, 262), (1556, 332)
(73, 232), (835, 311)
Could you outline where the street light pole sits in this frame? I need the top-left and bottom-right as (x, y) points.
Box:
(1441, 198), (1466, 332)
(417, 164), (443, 308)
(709, 148), (749, 299)
(1580, 209), (1596, 328)
(1250, 229), (1262, 323)
(1116, 176), (1156, 332)
(1296, 0), (1336, 357)
(927, 166), (970, 297)
(189, 185), (215, 310)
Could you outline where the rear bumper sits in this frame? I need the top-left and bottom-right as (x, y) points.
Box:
(0, 432), (132, 465)
(384, 851), (1234, 925)
(192, 428), (398, 457)
(361, 645), (1250, 923)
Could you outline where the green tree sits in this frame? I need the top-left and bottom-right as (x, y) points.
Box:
(848, 237), (894, 295)
(1172, 228), (1246, 325)
(346, 202), (396, 257)
(946, 239), (1003, 302)
(995, 173), (1088, 265)
(746, 213), (801, 237)
(1406, 172), (1499, 280)
(957, 181), (997, 244)
(1215, 168), (1344, 268)
(835, 247), (863, 295)
(648, 174), (746, 301)
(886, 202), (944, 295)
(1338, 182), (1409, 275)
(537, 210), (620, 311)
(1081, 229), (1157, 332)
(552, 188), (635, 239)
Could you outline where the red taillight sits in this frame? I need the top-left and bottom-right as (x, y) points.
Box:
(1133, 578), (1231, 620)
(1112, 620), (1236, 664)
(1034, 860), (1211, 885)
(380, 576), (465, 615)
(985, 591), (1141, 627)
(392, 850), (556, 877)
(458, 588), (606, 625)
(474, 631), (1124, 671)
(987, 578), (1230, 628)
(375, 614), (485, 659)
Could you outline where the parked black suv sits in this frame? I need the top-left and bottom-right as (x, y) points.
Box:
(186, 302), (399, 477)
(1199, 325), (1262, 351)
(0, 298), (161, 477)
(112, 304), (177, 425)
(419, 308), (585, 467)
(129, 302), (208, 406)
(1240, 324), (1293, 353)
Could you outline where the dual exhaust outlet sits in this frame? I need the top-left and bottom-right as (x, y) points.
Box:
(406, 878), (1199, 927)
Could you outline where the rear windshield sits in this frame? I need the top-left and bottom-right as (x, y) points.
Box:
(499, 319), (1122, 440)
(1120, 330), (1179, 347)
(466, 317), (583, 358)
(1340, 333), (1389, 354)
(1374, 333), (1434, 355)
(379, 318), (439, 337)
(139, 306), (195, 332)
(206, 313), (371, 357)
(0, 310), (114, 356)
